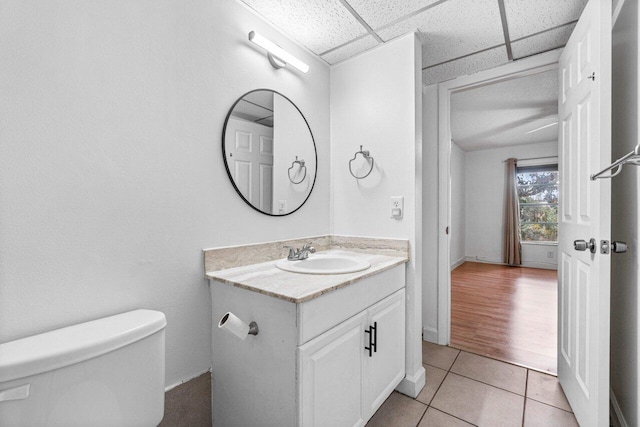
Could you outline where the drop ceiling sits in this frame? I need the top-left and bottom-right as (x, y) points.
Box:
(239, 0), (587, 85)
(451, 69), (559, 151)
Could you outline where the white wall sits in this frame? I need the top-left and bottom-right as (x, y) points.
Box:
(330, 33), (424, 395)
(0, 0), (330, 388)
(272, 94), (317, 214)
(464, 141), (558, 269)
(450, 142), (466, 268)
(421, 84), (439, 343)
(610, 1), (639, 425)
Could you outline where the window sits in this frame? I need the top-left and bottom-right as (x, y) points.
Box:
(516, 164), (558, 242)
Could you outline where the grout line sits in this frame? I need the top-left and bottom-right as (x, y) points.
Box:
(522, 370), (529, 427)
(427, 406), (480, 426)
(527, 397), (575, 414)
(446, 371), (526, 397)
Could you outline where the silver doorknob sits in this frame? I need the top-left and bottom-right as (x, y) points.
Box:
(612, 241), (628, 253)
(574, 238), (596, 253)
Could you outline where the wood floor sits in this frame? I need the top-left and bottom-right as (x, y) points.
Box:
(450, 262), (558, 374)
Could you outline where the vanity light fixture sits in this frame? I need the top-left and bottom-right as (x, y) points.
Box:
(248, 31), (309, 74)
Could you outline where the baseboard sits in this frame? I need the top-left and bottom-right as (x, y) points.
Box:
(422, 326), (438, 343)
(521, 261), (557, 270)
(610, 388), (629, 427)
(463, 256), (557, 270)
(450, 257), (466, 270)
(395, 365), (426, 399)
(165, 368), (212, 392)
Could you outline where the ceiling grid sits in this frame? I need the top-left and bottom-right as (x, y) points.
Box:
(239, 0), (588, 85)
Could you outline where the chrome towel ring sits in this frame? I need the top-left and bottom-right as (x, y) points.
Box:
(288, 156), (307, 184)
(349, 145), (374, 179)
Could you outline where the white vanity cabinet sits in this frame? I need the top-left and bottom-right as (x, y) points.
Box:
(298, 289), (405, 427)
(209, 262), (406, 427)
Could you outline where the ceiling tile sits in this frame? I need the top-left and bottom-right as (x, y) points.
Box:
(504, 0), (588, 40)
(240, 0), (368, 54)
(451, 69), (558, 150)
(320, 35), (380, 64)
(422, 45), (508, 86)
(345, 0), (442, 29)
(512, 23), (575, 60)
(378, 0), (505, 68)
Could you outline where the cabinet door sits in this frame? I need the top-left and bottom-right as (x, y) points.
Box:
(363, 289), (406, 418)
(298, 311), (368, 427)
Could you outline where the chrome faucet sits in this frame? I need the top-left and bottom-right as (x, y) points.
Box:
(284, 243), (316, 260)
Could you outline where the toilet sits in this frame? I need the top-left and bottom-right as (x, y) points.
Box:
(0, 309), (166, 427)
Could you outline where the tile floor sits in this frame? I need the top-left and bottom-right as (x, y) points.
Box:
(366, 342), (578, 427)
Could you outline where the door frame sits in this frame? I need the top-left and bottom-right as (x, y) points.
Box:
(436, 49), (562, 345)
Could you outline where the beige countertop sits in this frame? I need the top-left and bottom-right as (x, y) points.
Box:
(205, 249), (408, 303)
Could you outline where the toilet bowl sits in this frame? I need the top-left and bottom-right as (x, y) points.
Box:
(0, 309), (166, 427)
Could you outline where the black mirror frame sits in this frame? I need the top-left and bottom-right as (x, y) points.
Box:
(222, 89), (318, 217)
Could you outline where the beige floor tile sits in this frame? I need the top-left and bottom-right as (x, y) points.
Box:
(416, 364), (448, 405)
(526, 370), (572, 411)
(524, 399), (578, 427)
(422, 341), (460, 370)
(366, 391), (427, 427)
(451, 351), (527, 395)
(418, 407), (474, 427)
(431, 373), (524, 427)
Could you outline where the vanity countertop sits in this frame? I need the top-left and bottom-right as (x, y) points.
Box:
(205, 249), (408, 303)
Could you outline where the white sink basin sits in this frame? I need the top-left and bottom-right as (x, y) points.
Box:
(276, 254), (371, 275)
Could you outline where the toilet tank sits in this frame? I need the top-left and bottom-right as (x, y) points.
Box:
(0, 309), (166, 427)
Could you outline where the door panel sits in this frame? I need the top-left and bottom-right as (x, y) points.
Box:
(298, 312), (367, 427)
(557, 1), (611, 425)
(363, 289), (405, 419)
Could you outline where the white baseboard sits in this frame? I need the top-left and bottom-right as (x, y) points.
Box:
(463, 256), (557, 270)
(450, 257), (465, 270)
(521, 261), (558, 270)
(395, 365), (426, 398)
(422, 326), (438, 343)
(165, 369), (211, 392)
(610, 388), (629, 427)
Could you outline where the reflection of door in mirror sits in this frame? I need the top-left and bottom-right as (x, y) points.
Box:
(226, 117), (274, 213)
(272, 94), (314, 214)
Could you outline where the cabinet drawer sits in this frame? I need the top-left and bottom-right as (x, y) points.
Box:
(297, 265), (404, 345)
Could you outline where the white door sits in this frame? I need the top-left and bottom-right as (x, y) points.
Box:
(363, 289), (405, 419)
(226, 117), (274, 212)
(298, 311), (367, 427)
(557, 0), (611, 425)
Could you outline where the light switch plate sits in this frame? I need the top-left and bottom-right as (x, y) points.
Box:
(390, 196), (403, 219)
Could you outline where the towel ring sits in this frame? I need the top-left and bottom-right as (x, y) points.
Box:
(349, 145), (374, 179)
(288, 156), (307, 184)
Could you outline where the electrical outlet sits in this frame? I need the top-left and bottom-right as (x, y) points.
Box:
(390, 196), (403, 219)
(547, 251), (554, 258)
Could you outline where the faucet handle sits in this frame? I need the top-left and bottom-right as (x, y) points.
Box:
(302, 242), (316, 252)
(283, 245), (298, 260)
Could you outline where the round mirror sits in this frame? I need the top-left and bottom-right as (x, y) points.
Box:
(223, 89), (317, 216)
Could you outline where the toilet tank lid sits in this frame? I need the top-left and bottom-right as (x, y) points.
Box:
(0, 309), (166, 383)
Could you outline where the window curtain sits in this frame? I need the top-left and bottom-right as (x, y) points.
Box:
(503, 158), (522, 265)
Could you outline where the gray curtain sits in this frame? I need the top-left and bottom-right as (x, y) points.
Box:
(503, 158), (522, 265)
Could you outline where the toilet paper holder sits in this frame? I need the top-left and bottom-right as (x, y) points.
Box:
(218, 312), (259, 340)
